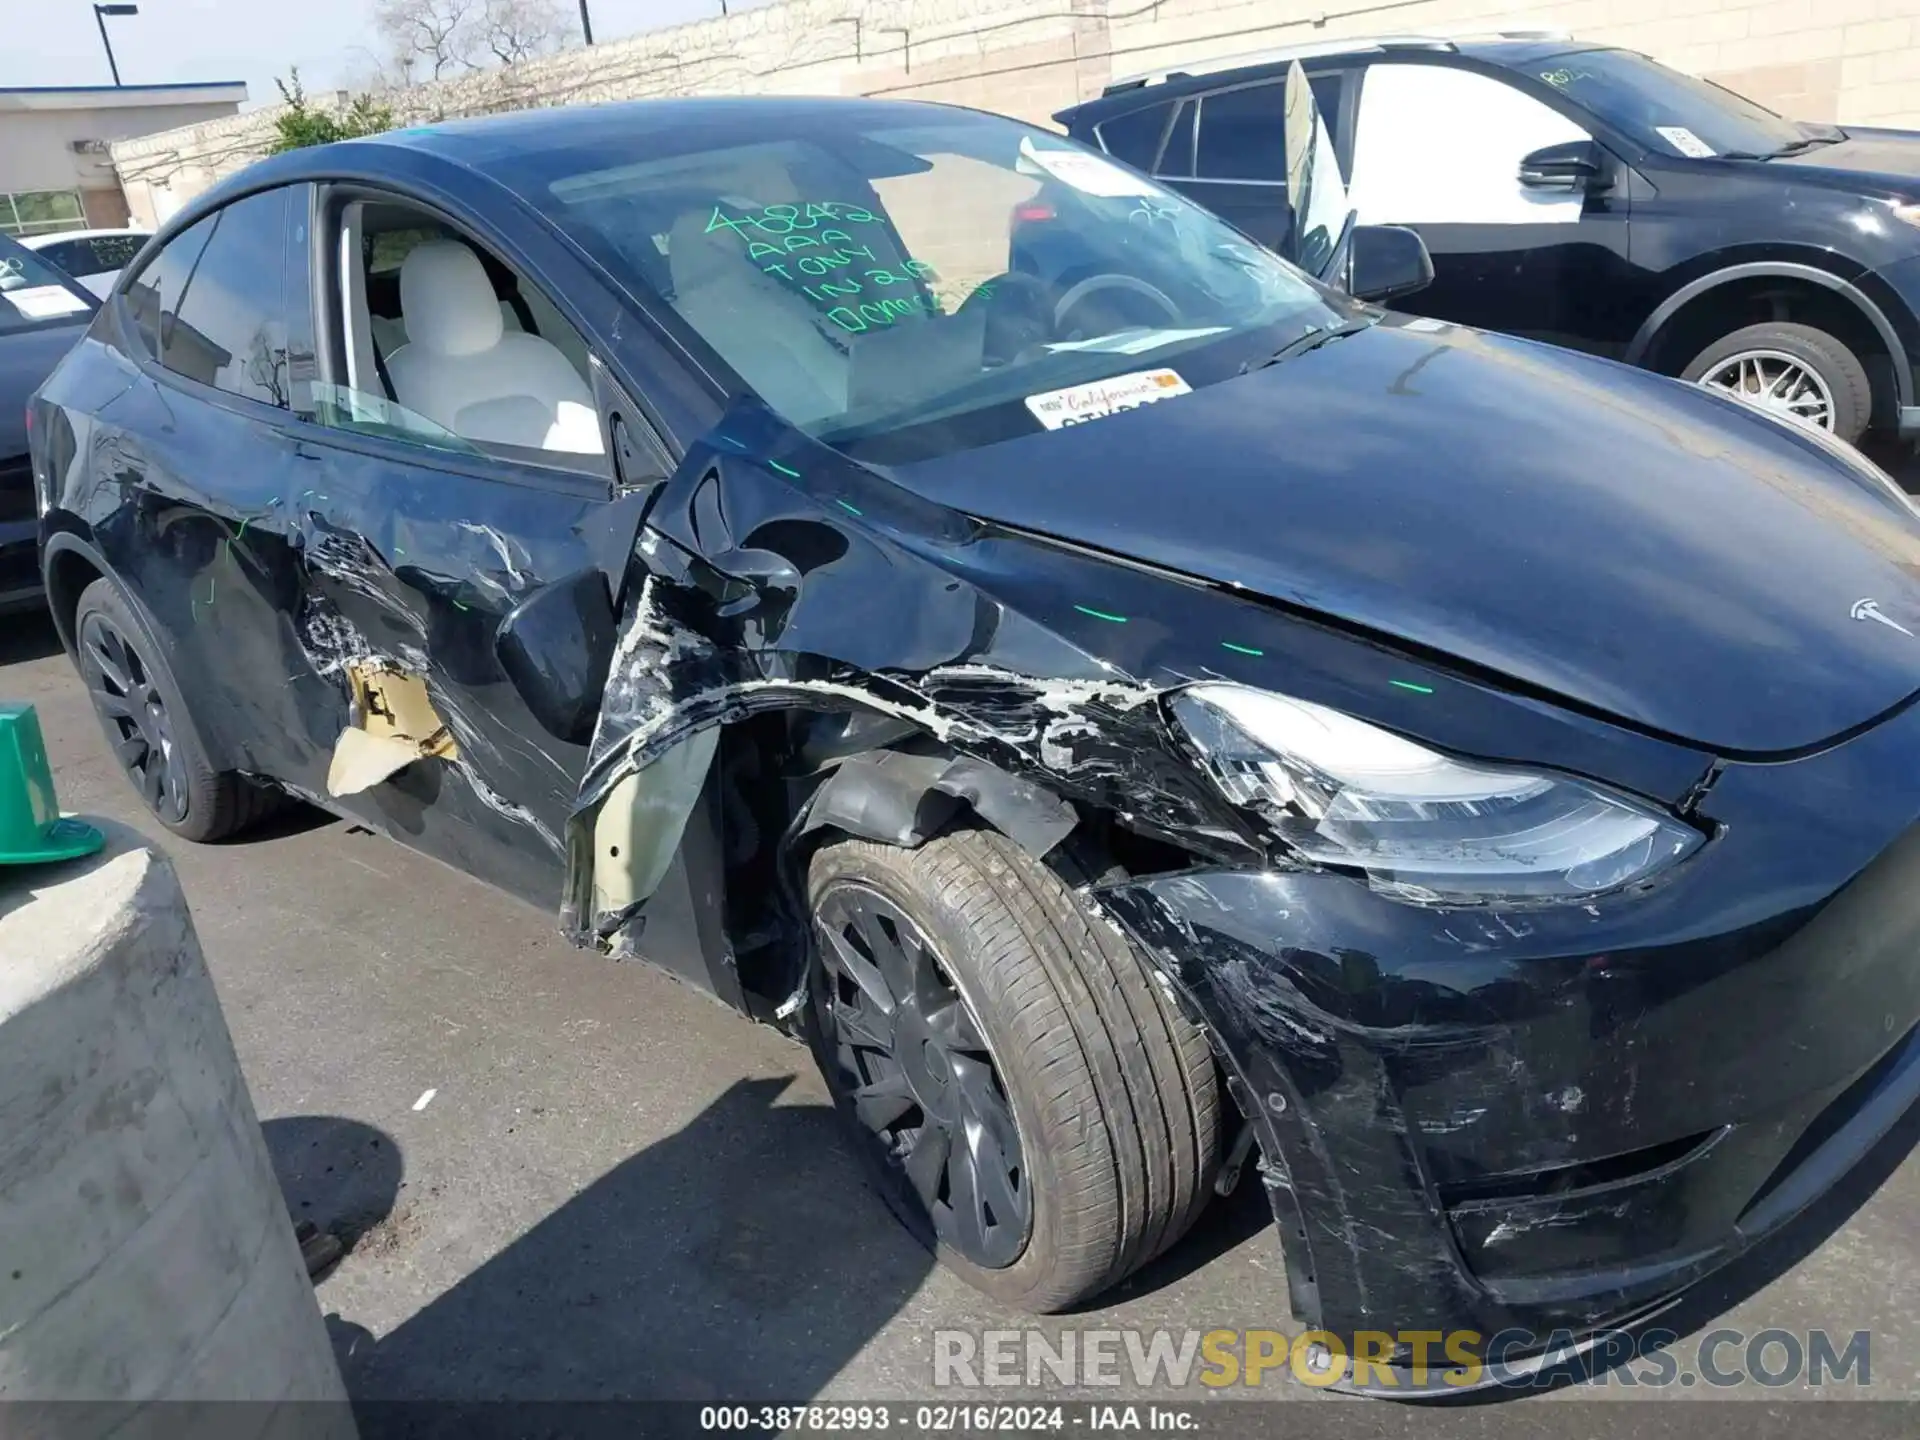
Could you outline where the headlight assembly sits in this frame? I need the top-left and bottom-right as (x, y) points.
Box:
(1170, 683), (1702, 904)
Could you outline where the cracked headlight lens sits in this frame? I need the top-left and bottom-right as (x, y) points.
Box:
(1170, 684), (1702, 903)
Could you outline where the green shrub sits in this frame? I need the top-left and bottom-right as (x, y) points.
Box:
(270, 70), (396, 153)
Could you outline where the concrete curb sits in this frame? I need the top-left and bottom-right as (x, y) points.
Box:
(0, 818), (355, 1432)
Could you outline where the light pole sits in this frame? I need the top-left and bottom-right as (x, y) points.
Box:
(94, 3), (138, 86)
(577, 0), (593, 44)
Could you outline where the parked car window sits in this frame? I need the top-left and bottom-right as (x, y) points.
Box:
(321, 202), (606, 468)
(1194, 82), (1288, 181)
(1095, 101), (1176, 171)
(77, 234), (146, 273)
(33, 238), (86, 275)
(1157, 100), (1196, 177)
(1531, 47), (1811, 158)
(1348, 63), (1590, 226)
(523, 107), (1345, 460)
(0, 236), (94, 334)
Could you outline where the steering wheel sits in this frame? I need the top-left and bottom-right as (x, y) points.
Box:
(957, 271), (1057, 366)
(1052, 274), (1181, 340)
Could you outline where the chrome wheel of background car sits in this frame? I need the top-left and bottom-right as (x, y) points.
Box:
(813, 881), (1032, 1268)
(1697, 348), (1836, 431)
(77, 611), (187, 824)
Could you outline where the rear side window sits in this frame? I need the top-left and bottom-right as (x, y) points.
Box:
(128, 187), (316, 411)
(1195, 82), (1288, 180)
(35, 239), (84, 273)
(1095, 101), (1176, 169)
(124, 219), (212, 358)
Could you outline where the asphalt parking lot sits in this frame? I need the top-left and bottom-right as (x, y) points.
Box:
(10, 442), (1920, 1432)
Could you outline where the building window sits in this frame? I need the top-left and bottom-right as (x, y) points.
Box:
(0, 191), (86, 238)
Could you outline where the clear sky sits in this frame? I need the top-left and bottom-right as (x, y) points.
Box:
(1, 0), (765, 107)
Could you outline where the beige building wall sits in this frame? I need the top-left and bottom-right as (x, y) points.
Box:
(110, 0), (1919, 225)
(2, 86), (245, 231)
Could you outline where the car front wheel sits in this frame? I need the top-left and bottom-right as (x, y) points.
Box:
(1682, 321), (1873, 442)
(805, 825), (1220, 1312)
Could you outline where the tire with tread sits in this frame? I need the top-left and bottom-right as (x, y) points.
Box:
(1681, 320), (1873, 442)
(73, 577), (287, 842)
(806, 824), (1220, 1311)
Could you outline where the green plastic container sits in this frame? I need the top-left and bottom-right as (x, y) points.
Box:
(0, 704), (104, 866)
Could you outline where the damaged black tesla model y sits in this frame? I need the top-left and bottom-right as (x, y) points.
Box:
(31, 95), (1920, 1382)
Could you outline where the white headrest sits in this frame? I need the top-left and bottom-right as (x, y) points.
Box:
(399, 241), (503, 358)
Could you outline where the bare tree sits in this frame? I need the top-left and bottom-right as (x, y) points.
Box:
(374, 0), (479, 80)
(479, 0), (570, 64)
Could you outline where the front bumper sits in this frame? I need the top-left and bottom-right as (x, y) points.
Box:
(1094, 691), (1920, 1373)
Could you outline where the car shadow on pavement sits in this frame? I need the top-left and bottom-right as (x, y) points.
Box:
(264, 1115), (409, 1253)
(0, 608), (64, 666)
(306, 1076), (934, 1433)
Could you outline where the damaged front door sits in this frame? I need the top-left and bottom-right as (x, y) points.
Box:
(285, 188), (651, 908)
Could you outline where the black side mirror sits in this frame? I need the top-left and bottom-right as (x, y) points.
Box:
(1519, 139), (1610, 192)
(495, 568), (617, 746)
(1346, 225), (1434, 305)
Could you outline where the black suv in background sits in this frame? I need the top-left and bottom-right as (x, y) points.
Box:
(1058, 35), (1920, 445)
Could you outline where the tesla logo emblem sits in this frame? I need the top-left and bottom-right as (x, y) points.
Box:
(1852, 598), (1915, 637)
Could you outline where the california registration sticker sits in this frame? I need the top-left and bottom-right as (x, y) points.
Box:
(1024, 369), (1194, 430)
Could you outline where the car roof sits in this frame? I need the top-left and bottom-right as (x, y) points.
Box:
(1061, 34), (1607, 124)
(373, 94), (991, 170)
(19, 228), (150, 248)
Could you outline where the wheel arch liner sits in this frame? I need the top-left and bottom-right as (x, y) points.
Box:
(1627, 260), (1913, 408)
(558, 415), (1257, 949)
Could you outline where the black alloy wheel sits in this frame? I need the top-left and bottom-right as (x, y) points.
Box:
(78, 607), (188, 825)
(813, 881), (1033, 1269)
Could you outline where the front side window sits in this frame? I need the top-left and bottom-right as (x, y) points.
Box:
(0, 235), (94, 335)
(519, 107), (1348, 461)
(322, 200), (605, 468)
(1528, 48), (1812, 159)
(1195, 82), (1288, 181)
(1348, 63), (1591, 226)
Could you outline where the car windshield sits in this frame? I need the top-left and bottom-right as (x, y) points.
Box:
(0, 235), (94, 336)
(524, 105), (1349, 460)
(1530, 48), (1813, 159)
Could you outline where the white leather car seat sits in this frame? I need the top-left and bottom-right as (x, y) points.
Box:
(386, 241), (603, 455)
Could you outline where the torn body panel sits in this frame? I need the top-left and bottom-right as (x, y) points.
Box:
(1093, 694), (1920, 1357)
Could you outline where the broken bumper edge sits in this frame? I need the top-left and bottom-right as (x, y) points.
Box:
(1092, 833), (1920, 1391)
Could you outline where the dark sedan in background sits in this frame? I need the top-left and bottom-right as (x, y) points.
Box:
(1, 232), (97, 610)
(1060, 35), (1920, 446)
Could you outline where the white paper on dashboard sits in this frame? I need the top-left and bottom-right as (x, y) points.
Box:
(1019, 137), (1159, 198)
(5, 285), (89, 319)
(1655, 126), (1716, 158)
